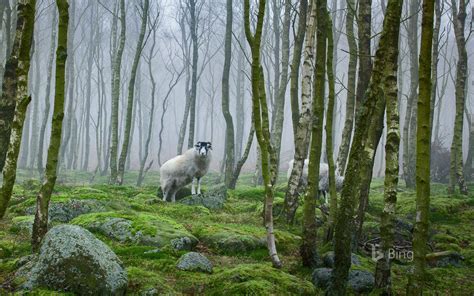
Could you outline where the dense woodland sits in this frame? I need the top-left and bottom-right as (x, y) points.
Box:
(0, 0), (473, 295)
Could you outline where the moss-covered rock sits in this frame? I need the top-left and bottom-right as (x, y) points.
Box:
(191, 223), (300, 254)
(71, 212), (198, 250)
(24, 199), (106, 223)
(180, 184), (227, 210)
(19, 225), (128, 295)
(176, 252), (213, 273)
(207, 264), (315, 295)
(10, 215), (35, 235)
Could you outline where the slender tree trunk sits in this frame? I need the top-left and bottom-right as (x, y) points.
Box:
(374, 1), (404, 290)
(270, 0), (291, 184)
(59, 0), (74, 168)
(82, 2), (95, 172)
(28, 39), (41, 168)
(187, 0), (199, 149)
(429, 0), (441, 140)
(117, 0), (149, 185)
(244, 0), (282, 268)
(406, 0), (435, 293)
(37, 9), (57, 179)
(284, 0), (313, 224)
(31, 0), (68, 251)
(301, 0), (326, 268)
(222, 0), (235, 187)
(289, 0), (307, 137)
(336, 0), (357, 175)
(0, 1), (24, 172)
(0, 0), (35, 219)
(109, 0), (126, 184)
(137, 23), (157, 187)
(229, 125), (255, 189)
(325, 11), (337, 243)
(330, 0), (403, 293)
(402, 0), (419, 189)
(448, 0), (468, 195)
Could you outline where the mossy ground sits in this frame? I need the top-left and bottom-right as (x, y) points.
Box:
(0, 171), (473, 295)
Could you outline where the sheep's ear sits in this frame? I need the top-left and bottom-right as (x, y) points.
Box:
(195, 142), (201, 147)
(207, 142), (212, 149)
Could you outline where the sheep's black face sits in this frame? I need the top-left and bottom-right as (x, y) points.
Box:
(195, 141), (212, 156)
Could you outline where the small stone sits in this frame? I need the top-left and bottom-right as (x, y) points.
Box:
(176, 252), (213, 273)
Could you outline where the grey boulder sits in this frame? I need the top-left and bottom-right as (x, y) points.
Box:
(21, 225), (128, 295)
(312, 268), (374, 294)
(176, 252), (213, 273)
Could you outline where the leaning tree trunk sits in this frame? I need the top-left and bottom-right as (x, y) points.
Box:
(406, 0), (435, 293)
(109, 0), (126, 184)
(0, 1), (33, 172)
(0, 0), (36, 219)
(244, 0), (282, 268)
(329, 0), (403, 293)
(301, 0), (326, 268)
(448, 0), (468, 195)
(117, 0), (149, 185)
(373, 0), (404, 291)
(335, 0), (357, 175)
(222, 0), (235, 188)
(31, 0), (68, 251)
(284, 0), (313, 224)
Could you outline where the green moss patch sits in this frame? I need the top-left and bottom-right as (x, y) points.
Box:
(207, 264), (315, 295)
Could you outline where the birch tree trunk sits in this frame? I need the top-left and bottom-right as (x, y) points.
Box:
(221, 0), (235, 187)
(289, 0), (307, 136)
(374, 0), (404, 290)
(59, 0), (74, 168)
(448, 0), (468, 195)
(117, 0), (149, 185)
(403, 0), (419, 189)
(330, 0), (403, 293)
(0, 0), (28, 172)
(31, 0), (68, 251)
(0, 0), (35, 219)
(37, 8), (57, 178)
(325, 11), (337, 242)
(109, 0), (126, 184)
(82, 1), (95, 172)
(301, 0), (326, 268)
(406, 0), (435, 293)
(284, 0), (313, 224)
(187, 0), (199, 149)
(244, 0), (282, 268)
(269, 0), (291, 184)
(336, 0), (357, 175)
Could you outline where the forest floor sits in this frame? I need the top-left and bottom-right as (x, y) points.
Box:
(0, 170), (473, 295)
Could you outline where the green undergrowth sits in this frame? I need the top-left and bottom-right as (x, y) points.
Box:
(0, 172), (473, 295)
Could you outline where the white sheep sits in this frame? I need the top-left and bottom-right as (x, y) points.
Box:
(160, 142), (212, 202)
(287, 159), (344, 204)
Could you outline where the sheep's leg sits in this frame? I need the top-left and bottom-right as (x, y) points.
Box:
(191, 178), (196, 195)
(171, 190), (177, 203)
(324, 191), (328, 204)
(197, 178), (201, 194)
